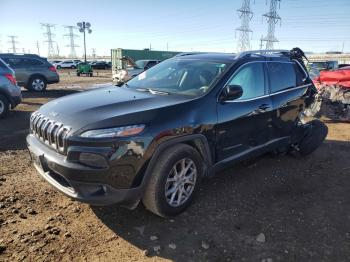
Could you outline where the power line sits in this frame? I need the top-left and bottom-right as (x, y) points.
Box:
(64, 25), (79, 58)
(8, 35), (18, 53)
(261, 0), (281, 50)
(235, 0), (253, 52)
(41, 23), (57, 58)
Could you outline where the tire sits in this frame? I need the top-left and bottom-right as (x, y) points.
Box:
(142, 144), (203, 217)
(293, 120), (328, 157)
(77, 72), (80, 76)
(89, 73), (93, 77)
(27, 76), (47, 92)
(57, 66), (61, 69)
(71, 65), (76, 69)
(0, 94), (9, 119)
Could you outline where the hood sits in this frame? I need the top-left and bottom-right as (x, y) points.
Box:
(37, 85), (192, 133)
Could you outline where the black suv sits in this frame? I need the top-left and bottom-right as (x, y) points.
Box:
(0, 54), (59, 92)
(27, 48), (327, 217)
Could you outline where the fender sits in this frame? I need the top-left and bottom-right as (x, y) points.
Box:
(139, 134), (214, 192)
(0, 89), (14, 108)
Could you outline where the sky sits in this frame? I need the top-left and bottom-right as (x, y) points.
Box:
(0, 0), (349, 57)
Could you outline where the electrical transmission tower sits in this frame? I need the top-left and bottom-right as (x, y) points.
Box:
(8, 35), (18, 53)
(261, 0), (281, 50)
(64, 26), (79, 58)
(36, 41), (40, 55)
(235, 0), (253, 52)
(41, 23), (57, 58)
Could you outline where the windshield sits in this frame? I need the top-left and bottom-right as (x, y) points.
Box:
(125, 59), (228, 97)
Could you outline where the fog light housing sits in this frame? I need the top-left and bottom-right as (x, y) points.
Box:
(79, 153), (108, 168)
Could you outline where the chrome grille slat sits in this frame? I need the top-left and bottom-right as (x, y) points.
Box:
(29, 113), (71, 154)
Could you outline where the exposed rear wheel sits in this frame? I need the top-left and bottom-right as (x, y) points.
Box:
(142, 144), (203, 217)
(291, 120), (328, 157)
(0, 94), (9, 119)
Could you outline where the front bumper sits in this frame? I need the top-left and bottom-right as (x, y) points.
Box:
(10, 94), (22, 108)
(26, 135), (143, 207)
(47, 74), (60, 84)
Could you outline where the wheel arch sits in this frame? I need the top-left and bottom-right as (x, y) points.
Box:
(132, 134), (214, 190)
(0, 89), (13, 108)
(27, 74), (48, 86)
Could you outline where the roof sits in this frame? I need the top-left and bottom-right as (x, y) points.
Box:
(173, 50), (293, 63)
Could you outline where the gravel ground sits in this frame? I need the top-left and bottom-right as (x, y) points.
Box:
(0, 71), (349, 261)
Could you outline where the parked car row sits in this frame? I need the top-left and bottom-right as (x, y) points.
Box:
(0, 53), (59, 92)
(50, 60), (111, 70)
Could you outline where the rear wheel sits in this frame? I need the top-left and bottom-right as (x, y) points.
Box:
(291, 120), (328, 157)
(27, 76), (47, 92)
(0, 94), (9, 119)
(142, 144), (203, 217)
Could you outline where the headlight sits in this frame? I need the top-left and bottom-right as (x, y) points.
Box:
(80, 124), (145, 138)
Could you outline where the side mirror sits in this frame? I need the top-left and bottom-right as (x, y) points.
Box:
(220, 85), (243, 101)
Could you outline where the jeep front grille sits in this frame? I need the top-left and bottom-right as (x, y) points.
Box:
(30, 113), (71, 154)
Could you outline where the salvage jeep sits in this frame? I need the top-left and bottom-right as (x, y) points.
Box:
(27, 48), (327, 217)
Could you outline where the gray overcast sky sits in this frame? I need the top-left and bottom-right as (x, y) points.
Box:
(0, 0), (349, 57)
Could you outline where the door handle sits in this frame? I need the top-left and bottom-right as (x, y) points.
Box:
(258, 104), (270, 111)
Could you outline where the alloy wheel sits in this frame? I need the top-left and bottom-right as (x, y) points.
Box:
(32, 79), (45, 91)
(165, 158), (197, 207)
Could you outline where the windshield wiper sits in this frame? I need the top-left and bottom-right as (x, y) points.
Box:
(136, 88), (170, 95)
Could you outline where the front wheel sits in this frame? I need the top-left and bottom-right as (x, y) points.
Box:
(142, 144), (203, 217)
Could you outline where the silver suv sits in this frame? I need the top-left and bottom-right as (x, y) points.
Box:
(0, 53), (59, 92)
(0, 58), (21, 118)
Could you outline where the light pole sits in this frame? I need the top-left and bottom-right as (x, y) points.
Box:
(77, 22), (92, 62)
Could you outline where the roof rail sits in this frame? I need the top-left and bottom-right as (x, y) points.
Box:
(0, 53), (41, 57)
(236, 49), (290, 59)
(175, 52), (205, 57)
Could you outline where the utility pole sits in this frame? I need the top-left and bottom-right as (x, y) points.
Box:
(261, 0), (281, 50)
(8, 35), (18, 53)
(36, 41), (40, 55)
(235, 0), (253, 52)
(64, 25), (79, 58)
(77, 22), (92, 62)
(41, 23), (57, 58)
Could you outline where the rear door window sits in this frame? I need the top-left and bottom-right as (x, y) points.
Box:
(268, 62), (296, 93)
(27, 58), (44, 66)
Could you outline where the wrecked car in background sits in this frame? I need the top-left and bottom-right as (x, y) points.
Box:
(312, 68), (350, 121)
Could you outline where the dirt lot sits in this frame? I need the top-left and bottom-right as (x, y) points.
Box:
(0, 70), (349, 261)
